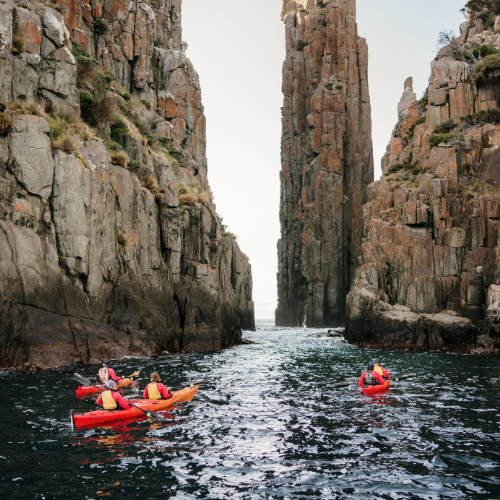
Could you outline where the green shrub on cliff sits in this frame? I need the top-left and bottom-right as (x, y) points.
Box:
(471, 53), (500, 85)
(115, 227), (127, 248)
(473, 44), (499, 59)
(433, 119), (455, 134)
(93, 18), (109, 34)
(461, 107), (500, 125)
(464, 0), (500, 16)
(429, 133), (454, 148)
(324, 83), (333, 91)
(296, 40), (307, 51)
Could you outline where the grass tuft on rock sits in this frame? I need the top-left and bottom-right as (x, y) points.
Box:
(0, 112), (13, 135)
(52, 135), (75, 153)
(111, 150), (129, 168)
(178, 180), (210, 206)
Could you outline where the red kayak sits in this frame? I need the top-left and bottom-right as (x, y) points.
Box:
(75, 371), (140, 396)
(360, 379), (390, 394)
(71, 386), (199, 427)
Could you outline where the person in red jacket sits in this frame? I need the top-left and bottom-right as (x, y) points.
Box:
(143, 372), (173, 400)
(358, 362), (385, 387)
(372, 359), (390, 379)
(98, 359), (124, 383)
(96, 381), (131, 410)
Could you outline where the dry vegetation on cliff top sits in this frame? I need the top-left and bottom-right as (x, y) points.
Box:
(1, 41), (211, 210)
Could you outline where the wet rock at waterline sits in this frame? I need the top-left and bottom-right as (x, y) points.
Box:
(0, 0), (254, 369)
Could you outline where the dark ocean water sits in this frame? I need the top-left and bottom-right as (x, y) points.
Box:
(1, 320), (500, 499)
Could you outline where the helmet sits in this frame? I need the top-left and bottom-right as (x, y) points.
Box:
(103, 359), (109, 365)
(367, 361), (375, 370)
(104, 380), (117, 390)
(372, 359), (378, 364)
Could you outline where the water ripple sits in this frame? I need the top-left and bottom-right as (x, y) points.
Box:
(1, 320), (500, 498)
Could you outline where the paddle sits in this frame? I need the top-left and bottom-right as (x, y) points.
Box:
(73, 372), (93, 386)
(393, 373), (416, 381)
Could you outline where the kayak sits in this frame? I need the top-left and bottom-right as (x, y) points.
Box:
(360, 379), (390, 394)
(71, 386), (199, 427)
(76, 378), (134, 396)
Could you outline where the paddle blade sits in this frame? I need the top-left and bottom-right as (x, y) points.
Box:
(394, 373), (416, 381)
(73, 373), (92, 386)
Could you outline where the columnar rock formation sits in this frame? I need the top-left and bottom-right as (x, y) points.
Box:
(0, 0), (254, 369)
(276, 0), (373, 327)
(345, 8), (500, 352)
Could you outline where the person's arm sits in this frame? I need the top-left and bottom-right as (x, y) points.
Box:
(358, 372), (366, 387)
(109, 368), (121, 382)
(143, 385), (149, 399)
(159, 383), (172, 399)
(381, 367), (390, 378)
(96, 394), (103, 406)
(374, 372), (385, 384)
(113, 392), (131, 410)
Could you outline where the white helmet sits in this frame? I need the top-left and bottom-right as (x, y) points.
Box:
(104, 380), (117, 390)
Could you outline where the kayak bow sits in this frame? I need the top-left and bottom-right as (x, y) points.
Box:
(71, 386), (199, 427)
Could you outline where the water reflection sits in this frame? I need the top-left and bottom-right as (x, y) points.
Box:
(1, 320), (500, 498)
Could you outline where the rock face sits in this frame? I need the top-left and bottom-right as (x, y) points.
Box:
(345, 9), (500, 352)
(0, 0), (254, 369)
(276, 0), (373, 327)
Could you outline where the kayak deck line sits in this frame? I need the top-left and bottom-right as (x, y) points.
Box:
(360, 379), (390, 394)
(75, 378), (134, 396)
(71, 386), (199, 427)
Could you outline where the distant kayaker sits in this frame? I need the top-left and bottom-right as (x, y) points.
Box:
(143, 372), (173, 400)
(96, 380), (131, 410)
(98, 359), (124, 383)
(359, 362), (385, 387)
(372, 359), (390, 379)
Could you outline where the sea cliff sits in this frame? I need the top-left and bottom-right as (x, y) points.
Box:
(0, 0), (254, 369)
(276, 0), (373, 327)
(345, 5), (500, 353)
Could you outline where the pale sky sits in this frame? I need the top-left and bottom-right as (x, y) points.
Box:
(182, 0), (465, 320)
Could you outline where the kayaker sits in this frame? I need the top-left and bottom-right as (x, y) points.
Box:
(372, 359), (390, 379)
(358, 362), (385, 387)
(98, 359), (124, 383)
(96, 380), (131, 410)
(143, 372), (173, 400)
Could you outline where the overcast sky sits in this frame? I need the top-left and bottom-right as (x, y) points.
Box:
(181, 0), (465, 320)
